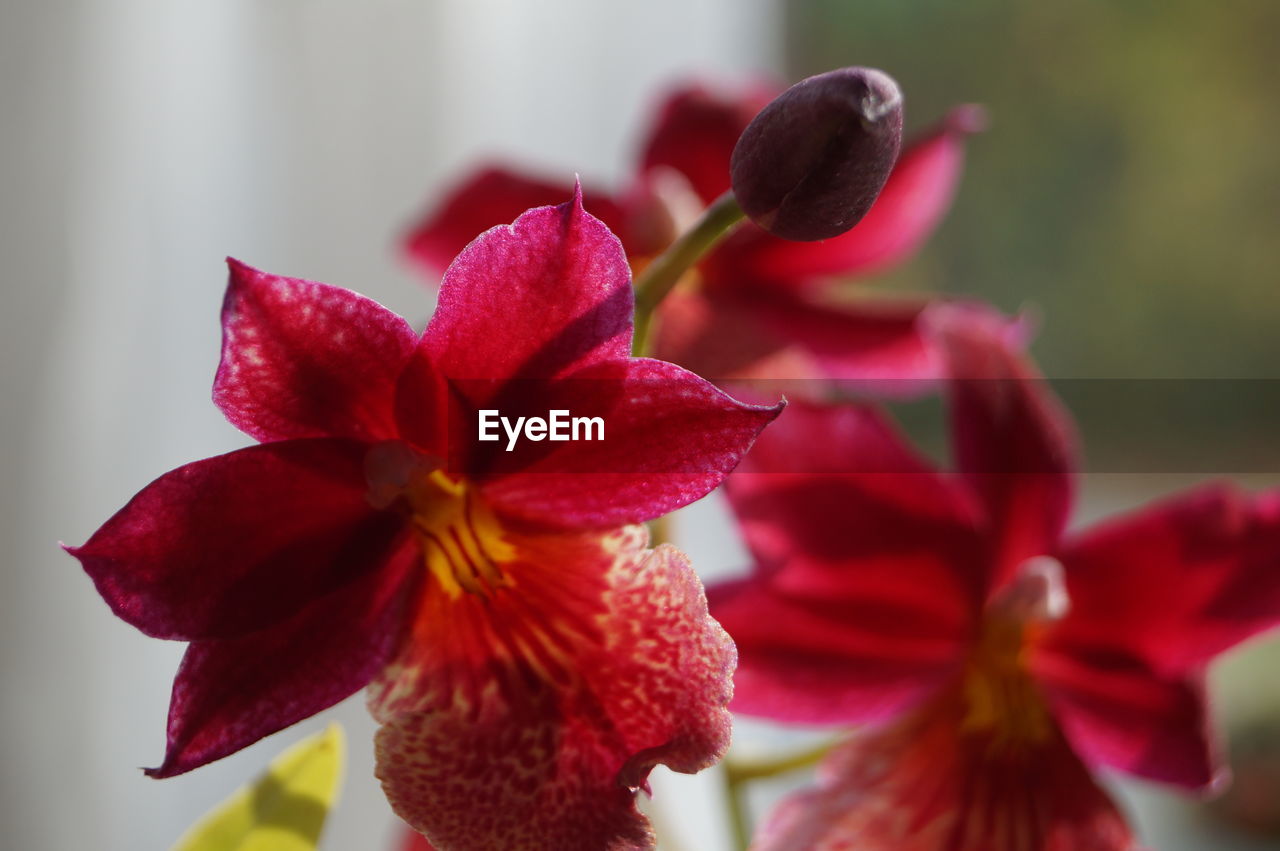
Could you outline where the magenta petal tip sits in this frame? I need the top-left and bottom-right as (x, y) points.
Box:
(944, 104), (988, 135)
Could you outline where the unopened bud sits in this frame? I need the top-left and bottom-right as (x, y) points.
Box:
(730, 67), (904, 241)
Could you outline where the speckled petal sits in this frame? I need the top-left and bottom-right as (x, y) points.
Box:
(215, 259), (419, 443)
(369, 532), (734, 851)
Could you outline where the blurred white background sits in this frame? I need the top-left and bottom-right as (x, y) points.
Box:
(0, 2), (777, 848)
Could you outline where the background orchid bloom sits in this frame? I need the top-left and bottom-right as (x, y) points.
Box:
(403, 80), (983, 385)
(68, 193), (781, 850)
(708, 305), (1280, 850)
(399, 824), (435, 851)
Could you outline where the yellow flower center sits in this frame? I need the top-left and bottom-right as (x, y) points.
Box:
(960, 556), (1069, 752)
(404, 470), (514, 599)
(960, 616), (1052, 748)
(365, 441), (514, 599)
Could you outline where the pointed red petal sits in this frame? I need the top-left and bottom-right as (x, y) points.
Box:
(716, 106), (983, 290)
(145, 547), (417, 777)
(370, 533), (734, 851)
(422, 191), (633, 391)
(214, 259), (419, 443)
(754, 691), (1136, 851)
(1033, 646), (1219, 789)
(471, 358), (781, 528)
(637, 82), (777, 205)
(401, 167), (625, 277)
(1046, 483), (1280, 678)
(928, 302), (1078, 591)
(68, 439), (403, 640)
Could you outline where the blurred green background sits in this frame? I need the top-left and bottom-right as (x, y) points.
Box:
(789, 0), (1279, 381)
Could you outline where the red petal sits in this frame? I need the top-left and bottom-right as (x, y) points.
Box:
(401, 167), (625, 277)
(471, 358), (782, 528)
(214, 259), (419, 443)
(726, 400), (982, 574)
(751, 294), (938, 386)
(654, 288), (941, 386)
(145, 547), (418, 777)
(370, 533), (734, 851)
(711, 403), (983, 724)
(650, 288), (925, 384)
(709, 577), (965, 725)
(68, 439), (404, 640)
(1046, 483), (1280, 677)
(753, 690), (1136, 851)
(390, 345), (453, 459)
(422, 189), (633, 389)
(650, 288), (810, 381)
(1033, 646), (1219, 789)
(928, 302), (1078, 591)
(710, 106), (984, 291)
(397, 825), (436, 851)
(637, 81), (777, 205)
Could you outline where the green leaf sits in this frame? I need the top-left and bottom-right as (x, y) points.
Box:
(172, 724), (346, 851)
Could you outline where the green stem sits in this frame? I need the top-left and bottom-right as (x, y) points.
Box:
(721, 740), (838, 850)
(723, 740), (836, 784)
(648, 513), (673, 547)
(724, 768), (752, 851)
(631, 191), (746, 356)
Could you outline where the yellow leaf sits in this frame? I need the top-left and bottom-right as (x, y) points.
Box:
(172, 724), (346, 851)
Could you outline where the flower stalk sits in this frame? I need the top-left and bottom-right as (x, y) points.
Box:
(631, 190), (745, 355)
(721, 741), (838, 850)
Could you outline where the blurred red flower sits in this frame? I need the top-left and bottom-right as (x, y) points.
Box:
(709, 305), (1280, 850)
(69, 193), (780, 850)
(403, 81), (984, 387)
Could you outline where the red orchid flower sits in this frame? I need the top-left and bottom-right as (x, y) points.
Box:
(708, 305), (1280, 850)
(68, 192), (781, 850)
(403, 81), (984, 385)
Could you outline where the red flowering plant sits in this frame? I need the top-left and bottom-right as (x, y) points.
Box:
(67, 189), (785, 849)
(708, 305), (1280, 849)
(403, 71), (986, 386)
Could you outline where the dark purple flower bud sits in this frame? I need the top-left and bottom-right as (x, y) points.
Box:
(730, 67), (904, 241)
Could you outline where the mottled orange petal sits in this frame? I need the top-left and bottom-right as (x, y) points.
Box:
(369, 529), (734, 851)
